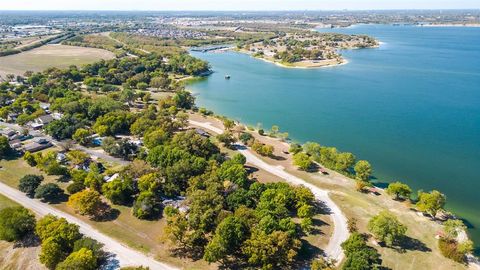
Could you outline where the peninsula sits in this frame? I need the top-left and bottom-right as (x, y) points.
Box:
(237, 32), (378, 68)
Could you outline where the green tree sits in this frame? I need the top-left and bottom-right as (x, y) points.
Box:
(416, 190), (446, 218)
(0, 206), (36, 242)
(18, 174), (44, 198)
(239, 132), (254, 145)
(102, 176), (135, 205)
(56, 248), (97, 270)
(23, 151), (37, 166)
(67, 150), (90, 166)
(84, 163), (104, 191)
(40, 237), (67, 269)
(73, 237), (105, 260)
(335, 152), (356, 172)
(136, 82), (148, 90)
(216, 132), (236, 148)
(288, 143), (303, 154)
(367, 211), (407, 247)
(72, 128), (91, 146)
(67, 190), (104, 217)
(132, 191), (162, 220)
(204, 216), (249, 263)
(242, 229), (301, 270)
(173, 90), (195, 109)
(354, 160), (372, 181)
(341, 232), (382, 270)
(231, 153), (246, 165)
(293, 152), (313, 171)
(150, 75), (171, 91)
(386, 181), (412, 200)
(0, 135), (12, 159)
(143, 129), (169, 149)
(34, 183), (64, 203)
(443, 219), (467, 239)
(36, 215), (81, 246)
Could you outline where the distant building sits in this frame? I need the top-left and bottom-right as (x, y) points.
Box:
(31, 114), (55, 129)
(35, 115), (54, 125)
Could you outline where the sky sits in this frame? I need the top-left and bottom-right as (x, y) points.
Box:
(0, 0), (479, 11)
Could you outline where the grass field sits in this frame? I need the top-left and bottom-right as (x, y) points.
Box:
(0, 44), (115, 78)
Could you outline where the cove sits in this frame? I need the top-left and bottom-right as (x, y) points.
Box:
(188, 24), (480, 251)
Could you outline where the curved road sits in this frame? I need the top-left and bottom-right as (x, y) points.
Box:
(189, 120), (349, 263)
(0, 181), (177, 270)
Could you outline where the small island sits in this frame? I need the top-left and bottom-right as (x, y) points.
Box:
(237, 32), (379, 68)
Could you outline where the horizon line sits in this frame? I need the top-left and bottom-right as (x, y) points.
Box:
(0, 8), (479, 12)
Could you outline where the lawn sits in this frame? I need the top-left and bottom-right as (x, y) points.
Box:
(0, 44), (115, 78)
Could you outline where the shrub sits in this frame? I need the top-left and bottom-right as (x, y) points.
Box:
(18, 174), (44, 198)
(438, 238), (466, 263)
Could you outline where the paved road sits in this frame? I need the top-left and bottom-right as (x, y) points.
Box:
(189, 120), (349, 263)
(0, 181), (177, 270)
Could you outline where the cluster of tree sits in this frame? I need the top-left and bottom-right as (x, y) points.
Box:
(251, 141), (275, 157)
(23, 151), (69, 176)
(164, 177), (317, 269)
(341, 232), (382, 270)
(18, 174), (65, 203)
(292, 142), (370, 178)
(36, 214), (105, 269)
(274, 47), (325, 63)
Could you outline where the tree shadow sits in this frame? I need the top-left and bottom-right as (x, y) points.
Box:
(270, 154), (286, 161)
(297, 238), (324, 266)
(170, 246), (205, 261)
(314, 200), (333, 216)
(13, 233), (40, 248)
(244, 165), (259, 174)
(93, 204), (120, 222)
(41, 192), (69, 204)
(101, 253), (121, 270)
(308, 217), (328, 236)
(397, 235), (432, 253)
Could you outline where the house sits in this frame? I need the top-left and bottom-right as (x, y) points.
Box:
(34, 137), (49, 144)
(31, 115), (54, 129)
(36, 114), (54, 125)
(104, 173), (120, 183)
(1, 128), (17, 138)
(23, 141), (52, 153)
(39, 102), (50, 111)
(7, 113), (19, 122)
(51, 112), (64, 120)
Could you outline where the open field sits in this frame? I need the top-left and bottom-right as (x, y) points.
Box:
(0, 44), (115, 78)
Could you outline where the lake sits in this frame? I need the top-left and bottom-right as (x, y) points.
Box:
(188, 24), (480, 251)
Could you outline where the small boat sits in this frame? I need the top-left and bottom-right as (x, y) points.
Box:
(225, 75), (231, 80)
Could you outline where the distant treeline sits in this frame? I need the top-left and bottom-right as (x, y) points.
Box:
(0, 33), (74, 57)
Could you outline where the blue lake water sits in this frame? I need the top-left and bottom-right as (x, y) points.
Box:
(188, 24), (480, 250)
